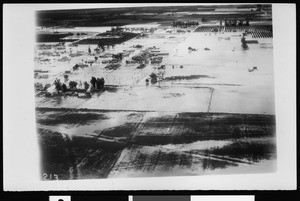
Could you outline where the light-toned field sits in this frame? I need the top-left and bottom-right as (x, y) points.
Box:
(35, 25), (274, 115)
(36, 86), (212, 112)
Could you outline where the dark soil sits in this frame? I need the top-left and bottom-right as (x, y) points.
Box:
(203, 140), (276, 162)
(74, 32), (138, 45)
(36, 109), (276, 179)
(36, 33), (77, 43)
(133, 113), (276, 145)
(38, 128), (124, 180)
(36, 111), (109, 126)
(164, 75), (214, 81)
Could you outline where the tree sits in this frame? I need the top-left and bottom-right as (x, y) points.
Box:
(90, 77), (97, 88)
(96, 77), (103, 87)
(150, 73), (157, 84)
(69, 81), (78, 89)
(84, 81), (90, 91)
(53, 78), (62, 92)
(73, 64), (79, 70)
(96, 78), (102, 89)
(241, 36), (248, 49)
(88, 46), (91, 54)
(62, 83), (67, 93)
(97, 43), (105, 52)
(99, 77), (105, 87)
(96, 77), (105, 89)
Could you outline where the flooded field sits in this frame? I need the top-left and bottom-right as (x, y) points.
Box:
(35, 26), (274, 114)
(36, 85), (212, 112)
(34, 5), (276, 180)
(37, 108), (276, 179)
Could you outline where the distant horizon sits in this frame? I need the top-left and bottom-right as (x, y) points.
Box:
(35, 3), (267, 12)
(36, 4), (271, 28)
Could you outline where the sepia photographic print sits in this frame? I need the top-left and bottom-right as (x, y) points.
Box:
(33, 4), (278, 181)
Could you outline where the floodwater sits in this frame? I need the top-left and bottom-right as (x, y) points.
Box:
(35, 25), (274, 115)
(36, 86), (212, 112)
(37, 26), (113, 33)
(35, 24), (276, 180)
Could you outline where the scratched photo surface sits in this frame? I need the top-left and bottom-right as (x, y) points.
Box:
(34, 4), (276, 180)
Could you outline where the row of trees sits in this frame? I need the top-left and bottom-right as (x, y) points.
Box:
(225, 20), (250, 27)
(172, 21), (199, 27)
(96, 43), (116, 52)
(54, 79), (89, 93)
(90, 77), (105, 90)
(53, 76), (106, 94)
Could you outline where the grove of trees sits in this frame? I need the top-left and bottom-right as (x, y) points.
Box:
(90, 76), (105, 90)
(172, 20), (199, 28)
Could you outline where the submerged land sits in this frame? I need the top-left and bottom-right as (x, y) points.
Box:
(34, 4), (276, 180)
